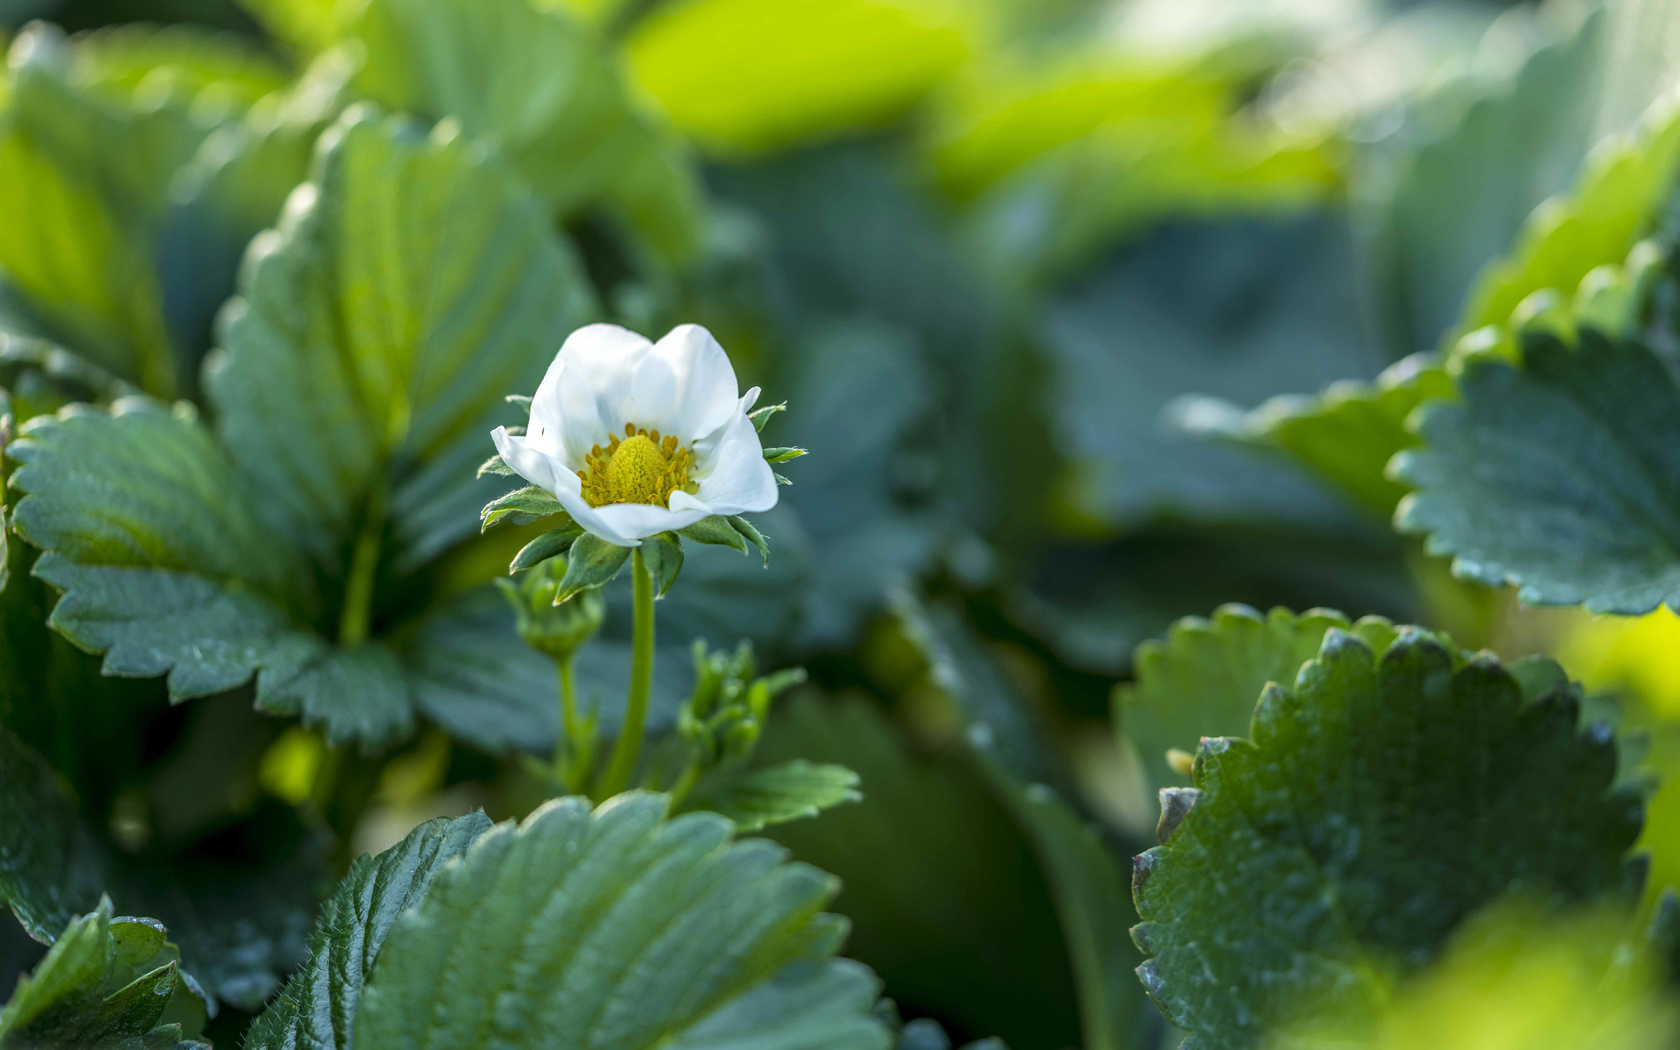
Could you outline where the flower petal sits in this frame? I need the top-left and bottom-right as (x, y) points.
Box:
(537, 324), (653, 465)
(492, 427), (565, 494)
(553, 486), (642, 548)
(643, 325), (742, 443)
(593, 501), (711, 542)
(687, 410), (778, 515)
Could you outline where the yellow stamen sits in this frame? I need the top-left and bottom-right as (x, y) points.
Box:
(579, 423), (698, 507)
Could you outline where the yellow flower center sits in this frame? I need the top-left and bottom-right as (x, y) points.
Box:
(578, 424), (697, 508)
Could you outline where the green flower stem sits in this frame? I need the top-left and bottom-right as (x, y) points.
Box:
(595, 547), (653, 801)
(667, 757), (701, 807)
(556, 655), (593, 792)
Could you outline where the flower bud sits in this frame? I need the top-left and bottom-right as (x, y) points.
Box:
(495, 556), (604, 663)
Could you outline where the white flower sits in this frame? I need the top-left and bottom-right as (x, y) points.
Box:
(491, 323), (778, 547)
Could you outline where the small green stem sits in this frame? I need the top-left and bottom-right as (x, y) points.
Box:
(667, 757), (701, 807)
(338, 483), (387, 646)
(594, 548), (654, 802)
(556, 656), (593, 793)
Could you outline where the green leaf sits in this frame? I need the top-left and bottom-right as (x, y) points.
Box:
(1116, 605), (1429, 800)
(684, 760), (861, 832)
(346, 0), (702, 261)
(748, 401), (786, 433)
(244, 813), (491, 1050)
(8, 107), (597, 749)
(1394, 329), (1680, 614)
(1367, 8), (1604, 354)
(479, 485), (569, 532)
(474, 453), (513, 478)
(1452, 94), (1680, 347)
(751, 693), (1085, 1050)
(234, 0), (343, 52)
(509, 527), (581, 574)
(729, 515), (771, 567)
(210, 106), (593, 568)
(0, 898), (208, 1050)
(642, 531), (684, 599)
(625, 0), (967, 156)
(1176, 354), (1454, 518)
(0, 726), (110, 944)
(1131, 628), (1645, 1050)
(762, 446), (807, 463)
(352, 793), (891, 1050)
(556, 533), (632, 604)
(679, 515), (749, 555)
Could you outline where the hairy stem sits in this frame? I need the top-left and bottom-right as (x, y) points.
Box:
(595, 548), (653, 801)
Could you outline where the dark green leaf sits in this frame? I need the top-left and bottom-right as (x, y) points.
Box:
(1116, 605), (1410, 800)
(1132, 629), (1645, 1050)
(752, 694), (1083, 1050)
(679, 515), (749, 555)
(0, 898), (208, 1050)
(1394, 329), (1680, 614)
(346, 0), (701, 261)
(244, 813), (491, 1050)
(684, 760), (861, 832)
(642, 531), (683, 599)
(0, 727), (109, 944)
(729, 515), (770, 567)
(479, 485), (569, 532)
(353, 793), (891, 1049)
(556, 534), (632, 605)
(508, 527), (581, 574)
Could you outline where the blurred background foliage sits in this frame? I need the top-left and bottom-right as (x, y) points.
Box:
(3, 0), (1680, 1046)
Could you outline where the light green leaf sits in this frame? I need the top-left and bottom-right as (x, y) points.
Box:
(353, 793), (892, 1050)
(234, 0), (344, 53)
(1367, 5), (1612, 355)
(1176, 354), (1454, 519)
(1394, 329), (1680, 615)
(479, 485), (569, 532)
(684, 760), (862, 832)
(0, 898), (208, 1050)
(1131, 628), (1645, 1050)
(625, 0), (969, 157)
(209, 105), (593, 568)
(346, 0), (702, 261)
(1115, 605), (1433, 799)
(244, 813), (492, 1050)
(557, 533), (632, 604)
(1453, 97), (1680, 346)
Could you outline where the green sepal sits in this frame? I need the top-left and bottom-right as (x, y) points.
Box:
(641, 531), (684, 599)
(774, 472), (792, 486)
(510, 526), (582, 573)
(762, 446), (807, 464)
(678, 515), (749, 555)
(476, 453), (515, 478)
(729, 515), (771, 566)
(480, 485), (570, 531)
(748, 401), (786, 432)
(555, 533), (630, 604)
(504, 394), (533, 412)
